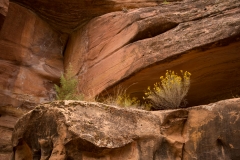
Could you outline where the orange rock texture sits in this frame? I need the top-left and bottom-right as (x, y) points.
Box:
(12, 0), (162, 32)
(0, 3), (66, 109)
(0, 0), (238, 113)
(12, 98), (240, 159)
(0, 0), (240, 159)
(69, 0), (240, 106)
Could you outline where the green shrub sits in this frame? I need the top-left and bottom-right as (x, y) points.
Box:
(144, 70), (191, 110)
(54, 64), (84, 100)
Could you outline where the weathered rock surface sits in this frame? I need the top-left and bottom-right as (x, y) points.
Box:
(0, 3), (67, 156)
(0, 0), (239, 118)
(64, 0), (240, 106)
(11, 0), (173, 33)
(11, 98), (240, 159)
(0, 2), (66, 109)
(0, 105), (28, 160)
(0, 0), (8, 30)
(0, 0), (239, 159)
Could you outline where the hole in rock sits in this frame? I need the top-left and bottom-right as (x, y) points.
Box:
(33, 150), (41, 160)
(217, 138), (224, 146)
(129, 20), (178, 44)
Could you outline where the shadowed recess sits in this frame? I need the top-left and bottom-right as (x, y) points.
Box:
(98, 36), (240, 107)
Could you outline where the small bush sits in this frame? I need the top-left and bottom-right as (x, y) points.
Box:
(54, 64), (84, 100)
(100, 85), (140, 108)
(162, 0), (169, 4)
(115, 94), (140, 108)
(144, 70), (191, 110)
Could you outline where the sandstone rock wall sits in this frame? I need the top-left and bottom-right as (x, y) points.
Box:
(0, 106), (27, 159)
(11, 0), (163, 33)
(0, 3), (66, 158)
(11, 98), (240, 160)
(0, 0), (240, 159)
(0, 0), (239, 119)
(64, 0), (240, 106)
(0, 0), (8, 29)
(0, 2), (66, 109)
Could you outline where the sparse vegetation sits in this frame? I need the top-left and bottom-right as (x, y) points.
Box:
(54, 64), (84, 100)
(99, 85), (140, 108)
(122, 6), (128, 13)
(54, 66), (191, 111)
(144, 70), (191, 110)
(162, 0), (169, 4)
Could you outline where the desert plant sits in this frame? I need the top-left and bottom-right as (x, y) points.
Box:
(144, 70), (191, 110)
(100, 85), (140, 108)
(116, 94), (140, 108)
(162, 0), (169, 4)
(54, 64), (84, 100)
(122, 6), (128, 13)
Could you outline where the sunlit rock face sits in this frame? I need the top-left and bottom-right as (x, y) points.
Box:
(12, 98), (240, 160)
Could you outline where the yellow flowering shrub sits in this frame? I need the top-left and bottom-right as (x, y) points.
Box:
(144, 70), (191, 110)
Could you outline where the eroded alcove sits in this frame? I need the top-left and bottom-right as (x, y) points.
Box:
(98, 37), (240, 107)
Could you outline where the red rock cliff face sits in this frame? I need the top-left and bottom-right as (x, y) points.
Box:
(0, 0), (239, 119)
(0, 0), (240, 159)
(11, 0), (162, 32)
(64, 0), (240, 106)
(0, 3), (66, 109)
(0, 2), (66, 158)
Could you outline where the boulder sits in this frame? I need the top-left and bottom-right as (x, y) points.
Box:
(11, 98), (240, 159)
(64, 0), (240, 106)
(0, 2), (67, 109)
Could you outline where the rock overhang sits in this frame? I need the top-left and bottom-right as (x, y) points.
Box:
(1, 0), (239, 108)
(100, 36), (240, 107)
(11, 0), (164, 33)
(77, 2), (240, 107)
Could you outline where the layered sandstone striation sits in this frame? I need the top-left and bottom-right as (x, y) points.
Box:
(64, 0), (240, 106)
(12, 98), (240, 160)
(0, 0), (240, 159)
(0, 3), (66, 109)
(11, 0), (169, 33)
(0, 4), (66, 157)
(0, 0), (239, 117)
